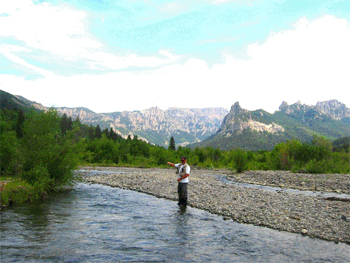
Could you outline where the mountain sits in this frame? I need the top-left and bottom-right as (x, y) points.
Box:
(190, 100), (350, 151)
(54, 106), (228, 147)
(0, 90), (40, 113)
(8, 91), (228, 147)
(102, 107), (228, 146)
(3, 89), (348, 150)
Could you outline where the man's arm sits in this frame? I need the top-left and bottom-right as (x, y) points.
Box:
(177, 165), (190, 181)
(177, 173), (189, 181)
(167, 162), (175, 167)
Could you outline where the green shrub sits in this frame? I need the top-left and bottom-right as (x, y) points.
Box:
(22, 165), (52, 192)
(305, 159), (331, 174)
(0, 179), (34, 206)
(233, 148), (248, 173)
(0, 131), (23, 175)
(21, 109), (78, 187)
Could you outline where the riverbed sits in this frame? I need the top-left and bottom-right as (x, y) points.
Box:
(1, 181), (349, 262)
(79, 167), (350, 245)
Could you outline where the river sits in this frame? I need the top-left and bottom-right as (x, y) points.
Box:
(1, 182), (349, 262)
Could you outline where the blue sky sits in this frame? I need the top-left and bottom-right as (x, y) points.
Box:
(0, 0), (349, 113)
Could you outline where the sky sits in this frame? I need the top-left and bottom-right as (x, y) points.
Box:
(0, 0), (349, 114)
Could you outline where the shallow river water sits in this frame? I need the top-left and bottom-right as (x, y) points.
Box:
(1, 182), (349, 262)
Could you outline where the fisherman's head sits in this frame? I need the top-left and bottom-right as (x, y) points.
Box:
(181, 157), (187, 164)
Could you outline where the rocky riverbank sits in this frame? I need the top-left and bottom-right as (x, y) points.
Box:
(230, 170), (350, 195)
(77, 167), (350, 245)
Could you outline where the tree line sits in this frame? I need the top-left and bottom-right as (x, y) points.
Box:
(1, 107), (349, 207)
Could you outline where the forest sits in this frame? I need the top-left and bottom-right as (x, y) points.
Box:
(1, 107), (349, 207)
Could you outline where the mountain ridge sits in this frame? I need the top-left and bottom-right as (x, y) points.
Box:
(10, 92), (228, 147)
(191, 100), (350, 151)
(1, 89), (348, 150)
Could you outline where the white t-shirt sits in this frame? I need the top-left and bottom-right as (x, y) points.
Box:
(175, 163), (190, 183)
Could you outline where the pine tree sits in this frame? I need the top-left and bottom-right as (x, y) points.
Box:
(102, 128), (109, 138)
(60, 113), (69, 135)
(75, 116), (80, 124)
(168, 136), (176, 151)
(88, 125), (94, 140)
(109, 128), (118, 142)
(95, 125), (102, 139)
(67, 116), (73, 131)
(15, 109), (25, 138)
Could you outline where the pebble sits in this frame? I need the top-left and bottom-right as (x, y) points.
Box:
(78, 167), (350, 245)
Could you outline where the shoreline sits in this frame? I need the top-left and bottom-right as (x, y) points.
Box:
(230, 170), (350, 195)
(78, 166), (350, 245)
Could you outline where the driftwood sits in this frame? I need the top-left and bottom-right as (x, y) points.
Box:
(323, 196), (350, 202)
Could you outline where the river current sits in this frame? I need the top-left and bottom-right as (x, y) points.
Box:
(1, 182), (349, 262)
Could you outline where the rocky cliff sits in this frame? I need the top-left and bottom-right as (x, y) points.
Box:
(13, 92), (349, 150)
(18, 97), (228, 147)
(217, 102), (285, 135)
(104, 107), (228, 146)
(279, 100), (350, 120)
(191, 100), (350, 151)
(315, 100), (350, 120)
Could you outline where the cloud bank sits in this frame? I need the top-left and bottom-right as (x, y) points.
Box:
(1, 1), (349, 113)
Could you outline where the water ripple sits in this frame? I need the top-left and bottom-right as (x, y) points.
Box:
(1, 182), (349, 262)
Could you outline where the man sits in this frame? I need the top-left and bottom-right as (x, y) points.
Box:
(167, 157), (190, 207)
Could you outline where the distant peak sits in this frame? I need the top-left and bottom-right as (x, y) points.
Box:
(230, 101), (241, 112)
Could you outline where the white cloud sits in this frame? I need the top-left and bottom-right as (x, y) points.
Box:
(0, 1), (101, 59)
(0, 0), (180, 73)
(0, 0), (100, 59)
(0, 45), (55, 78)
(1, 15), (349, 114)
(242, 15), (350, 108)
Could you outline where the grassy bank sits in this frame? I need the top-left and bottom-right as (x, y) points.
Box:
(0, 177), (36, 208)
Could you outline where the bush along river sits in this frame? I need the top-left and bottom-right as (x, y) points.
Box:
(1, 171), (350, 262)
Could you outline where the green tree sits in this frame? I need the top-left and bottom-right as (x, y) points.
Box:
(194, 147), (206, 163)
(168, 136), (176, 151)
(0, 131), (23, 175)
(311, 135), (332, 161)
(60, 113), (73, 135)
(95, 125), (102, 139)
(15, 109), (25, 138)
(21, 109), (78, 187)
(102, 128), (109, 138)
(233, 148), (248, 173)
(109, 128), (119, 142)
(88, 125), (94, 140)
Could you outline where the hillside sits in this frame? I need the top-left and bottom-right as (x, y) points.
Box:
(0, 90), (39, 113)
(190, 101), (350, 151)
(8, 90), (228, 147)
(3, 89), (348, 150)
(103, 107), (228, 146)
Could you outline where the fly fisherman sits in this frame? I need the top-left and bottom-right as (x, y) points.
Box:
(167, 157), (190, 207)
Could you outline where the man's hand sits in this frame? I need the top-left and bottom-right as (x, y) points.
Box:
(177, 174), (189, 182)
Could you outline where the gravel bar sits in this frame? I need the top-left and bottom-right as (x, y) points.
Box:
(78, 167), (350, 245)
(231, 170), (350, 195)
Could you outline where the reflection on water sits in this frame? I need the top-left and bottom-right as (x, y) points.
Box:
(1, 183), (349, 262)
